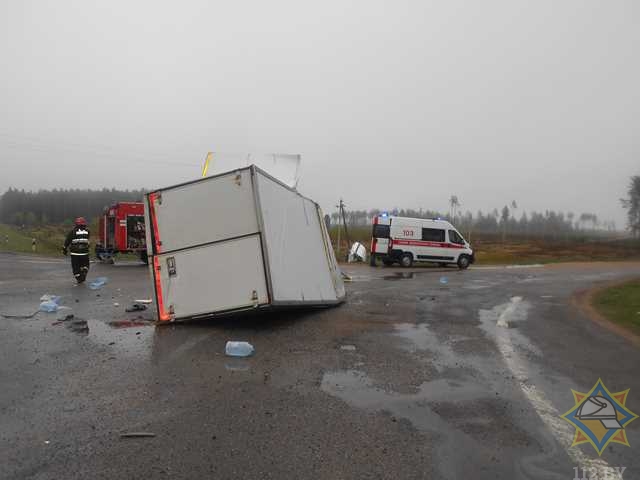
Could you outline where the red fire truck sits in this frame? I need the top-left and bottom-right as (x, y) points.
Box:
(96, 202), (148, 264)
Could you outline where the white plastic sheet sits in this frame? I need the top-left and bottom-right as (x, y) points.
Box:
(204, 152), (301, 188)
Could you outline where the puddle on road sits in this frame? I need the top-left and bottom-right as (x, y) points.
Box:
(383, 272), (415, 280)
(320, 369), (524, 478)
(85, 319), (155, 357)
(393, 323), (480, 372)
(108, 319), (154, 329)
(321, 370), (487, 409)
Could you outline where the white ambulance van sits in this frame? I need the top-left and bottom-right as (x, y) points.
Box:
(370, 215), (475, 269)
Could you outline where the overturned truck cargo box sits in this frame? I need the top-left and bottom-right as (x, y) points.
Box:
(144, 165), (345, 322)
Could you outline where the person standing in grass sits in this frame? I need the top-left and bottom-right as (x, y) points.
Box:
(31, 238), (37, 252)
(62, 217), (90, 283)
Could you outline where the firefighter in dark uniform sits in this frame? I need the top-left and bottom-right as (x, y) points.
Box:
(63, 217), (90, 283)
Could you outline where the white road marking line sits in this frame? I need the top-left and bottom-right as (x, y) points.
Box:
(480, 297), (611, 477)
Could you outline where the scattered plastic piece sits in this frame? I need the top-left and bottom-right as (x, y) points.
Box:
(120, 432), (156, 438)
(39, 301), (59, 313)
(348, 242), (367, 263)
(125, 303), (147, 312)
(340, 345), (356, 352)
(134, 299), (153, 304)
(339, 269), (353, 282)
(40, 294), (61, 303)
(113, 303), (120, 307)
(89, 277), (108, 290)
(439, 276), (448, 285)
(225, 341), (255, 357)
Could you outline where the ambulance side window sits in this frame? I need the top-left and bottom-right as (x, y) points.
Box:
(422, 228), (445, 242)
(373, 224), (390, 238)
(449, 230), (465, 245)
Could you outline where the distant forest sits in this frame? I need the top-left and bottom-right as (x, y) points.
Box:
(0, 188), (146, 225)
(0, 187), (617, 239)
(330, 207), (616, 240)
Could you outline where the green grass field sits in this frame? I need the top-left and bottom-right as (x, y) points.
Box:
(330, 226), (640, 265)
(0, 224), (68, 256)
(592, 279), (640, 335)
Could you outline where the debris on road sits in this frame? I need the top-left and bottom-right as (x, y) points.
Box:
(125, 303), (147, 312)
(40, 294), (60, 302)
(340, 345), (357, 352)
(113, 302), (120, 307)
(134, 299), (153, 304)
(119, 432), (156, 438)
(439, 277), (448, 285)
(348, 242), (367, 263)
(39, 295), (61, 313)
(225, 341), (255, 357)
(88, 277), (108, 290)
(68, 319), (89, 332)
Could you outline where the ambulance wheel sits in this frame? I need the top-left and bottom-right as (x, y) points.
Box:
(457, 255), (470, 270)
(400, 253), (413, 268)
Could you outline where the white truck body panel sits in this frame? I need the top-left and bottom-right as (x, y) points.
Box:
(256, 173), (344, 304)
(152, 169), (258, 252)
(145, 165), (345, 321)
(155, 235), (269, 318)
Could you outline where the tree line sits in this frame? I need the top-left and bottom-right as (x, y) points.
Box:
(0, 188), (147, 225)
(330, 207), (616, 240)
(2, 174), (638, 239)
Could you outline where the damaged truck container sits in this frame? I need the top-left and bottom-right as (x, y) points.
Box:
(144, 165), (346, 322)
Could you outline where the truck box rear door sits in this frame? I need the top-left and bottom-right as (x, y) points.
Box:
(154, 234), (269, 319)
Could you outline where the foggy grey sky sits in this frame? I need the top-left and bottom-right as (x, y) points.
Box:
(1, 1), (638, 227)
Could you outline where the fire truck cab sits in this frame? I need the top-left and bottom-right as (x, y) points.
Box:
(96, 202), (148, 264)
(370, 214), (474, 269)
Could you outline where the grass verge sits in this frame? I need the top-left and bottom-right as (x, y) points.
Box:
(0, 224), (67, 256)
(330, 226), (640, 265)
(592, 279), (640, 336)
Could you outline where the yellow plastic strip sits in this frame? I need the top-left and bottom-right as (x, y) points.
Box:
(201, 152), (213, 177)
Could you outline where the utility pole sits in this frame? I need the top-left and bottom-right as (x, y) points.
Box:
(335, 198), (351, 260)
(449, 195), (460, 222)
(336, 202), (342, 258)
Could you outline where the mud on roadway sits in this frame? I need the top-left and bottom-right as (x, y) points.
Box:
(1, 253), (639, 480)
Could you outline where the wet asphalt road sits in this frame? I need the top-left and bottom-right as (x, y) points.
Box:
(1, 253), (639, 480)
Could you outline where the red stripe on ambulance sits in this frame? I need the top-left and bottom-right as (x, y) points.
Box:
(392, 239), (465, 249)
